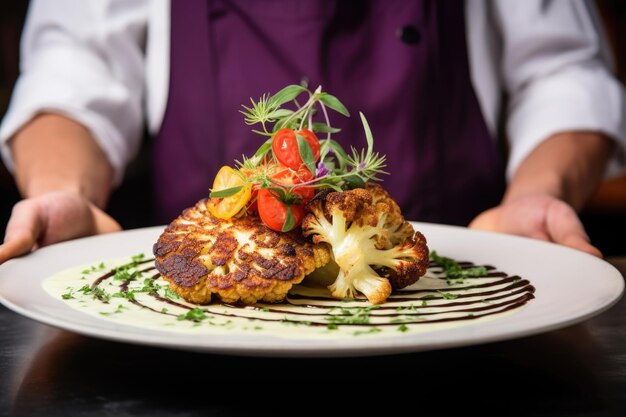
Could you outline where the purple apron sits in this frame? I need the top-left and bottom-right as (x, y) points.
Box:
(153, 0), (505, 225)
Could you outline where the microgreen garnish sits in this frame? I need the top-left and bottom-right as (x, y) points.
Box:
(437, 291), (459, 300)
(208, 84), (391, 232)
(131, 253), (145, 263)
(81, 262), (107, 275)
(353, 327), (382, 336)
(78, 284), (92, 295)
(177, 308), (211, 322)
(429, 250), (488, 278)
(164, 288), (181, 300)
(325, 305), (380, 325)
(100, 304), (125, 316)
(236, 85), (387, 200)
(112, 291), (136, 301)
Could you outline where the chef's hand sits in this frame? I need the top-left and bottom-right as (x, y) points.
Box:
(0, 191), (121, 265)
(469, 194), (601, 257)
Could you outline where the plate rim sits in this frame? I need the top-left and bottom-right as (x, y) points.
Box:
(0, 223), (623, 357)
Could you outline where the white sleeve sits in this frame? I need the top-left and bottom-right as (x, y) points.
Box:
(0, 0), (149, 186)
(494, 0), (626, 179)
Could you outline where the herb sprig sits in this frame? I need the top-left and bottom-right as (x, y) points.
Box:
(429, 251), (488, 278)
(213, 84), (388, 199)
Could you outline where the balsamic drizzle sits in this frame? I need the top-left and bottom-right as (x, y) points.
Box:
(82, 258), (535, 331)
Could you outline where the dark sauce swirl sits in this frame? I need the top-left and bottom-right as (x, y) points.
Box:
(87, 258), (535, 331)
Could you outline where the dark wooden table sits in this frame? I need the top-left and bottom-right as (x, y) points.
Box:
(1, 259), (625, 417)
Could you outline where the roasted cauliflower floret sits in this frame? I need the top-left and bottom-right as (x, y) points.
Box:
(366, 182), (415, 247)
(301, 186), (429, 304)
(154, 199), (332, 305)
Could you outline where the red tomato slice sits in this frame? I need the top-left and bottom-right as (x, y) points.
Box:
(257, 188), (306, 232)
(272, 128), (320, 172)
(247, 188), (259, 212)
(271, 167), (315, 202)
(297, 128), (321, 160)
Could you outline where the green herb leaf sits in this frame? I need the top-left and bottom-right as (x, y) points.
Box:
(318, 93), (350, 117)
(164, 288), (181, 300)
(312, 122), (341, 133)
(281, 205), (296, 232)
(92, 287), (111, 302)
(177, 308), (209, 322)
(265, 186), (289, 202)
(245, 138), (274, 166)
(112, 291), (136, 301)
(266, 108), (294, 119)
(268, 85), (306, 108)
(322, 139), (350, 171)
(272, 117), (290, 132)
(296, 133), (316, 176)
(344, 174), (366, 189)
(359, 112), (374, 153)
(78, 285), (92, 295)
(210, 185), (244, 198)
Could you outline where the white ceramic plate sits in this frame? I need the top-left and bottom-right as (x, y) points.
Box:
(0, 223), (623, 357)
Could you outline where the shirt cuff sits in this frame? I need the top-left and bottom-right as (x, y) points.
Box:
(506, 64), (626, 180)
(0, 77), (141, 187)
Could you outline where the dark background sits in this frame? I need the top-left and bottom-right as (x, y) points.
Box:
(1, 1), (625, 255)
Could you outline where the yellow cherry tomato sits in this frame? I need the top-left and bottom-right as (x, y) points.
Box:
(206, 166), (252, 219)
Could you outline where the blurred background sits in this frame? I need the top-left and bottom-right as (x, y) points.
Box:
(1, 1), (625, 255)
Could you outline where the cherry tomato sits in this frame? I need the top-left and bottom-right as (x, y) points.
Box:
(257, 188), (306, 232)
(271, 167), (315, 202)
(272, 128), (320, 172)
(246, 189), (259, 212)
(274, 164), (315, 182)
(206, 166), (252, 219)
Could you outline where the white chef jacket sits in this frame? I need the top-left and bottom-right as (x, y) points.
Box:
(1, 0), (625, 186)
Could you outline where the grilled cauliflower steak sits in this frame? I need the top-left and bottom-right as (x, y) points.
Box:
(153, 199), (332, 305)
(302, 184), (429, 304)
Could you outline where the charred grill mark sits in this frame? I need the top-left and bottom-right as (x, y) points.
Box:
(299, 246), (314, 257)
(164, 223), (177, 232)
(152, 240), (181, 257)
(230, 262), (249, 282)
(207, 275), (222, 288)
(250, 229), (281, 248)
(156, 253), (208, 287)
(252, 253), (279, 270)
(243, 277), (272, 290)
(237, 244), (251, 261)
(281, 243), (297, 257)
(217, 275), (234, 289)
(209, 233), (238, 266)
(261, 259), (302, 281)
